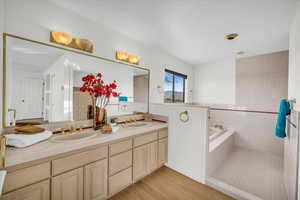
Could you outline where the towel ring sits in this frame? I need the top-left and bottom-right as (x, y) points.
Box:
(179, 111), (189, 123)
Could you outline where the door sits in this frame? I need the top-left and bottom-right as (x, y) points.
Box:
(147, 141), (158, 172)
(2, 180), (50, 200)
(52, 168), (83, 200)
(133, 144), (148, 181)
(14, 78), (44, 120)
(158, 138), (168, 166)
(84, 159), (108, 200)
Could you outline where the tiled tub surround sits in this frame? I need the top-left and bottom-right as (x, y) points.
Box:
(205, 105), (288, 200)
(208, 104), (283, 157)
(2, 121), (168, 200)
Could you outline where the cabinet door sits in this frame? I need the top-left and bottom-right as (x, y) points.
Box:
(2, 180), (50, 200)
(84, 159), (108, 200)
(133, 144), (148, 181)
(158, 138), (168, 166)
(147, 141), (158, 173)
(52, 168), (83, 200)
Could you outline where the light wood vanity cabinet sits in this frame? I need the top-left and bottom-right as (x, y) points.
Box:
(108, 139), (133, 197)
(52, 159), (108, 200)
(158, 138), (168, 166)
(52, 168), (84, 200)
(2, 180), (50, 200)
(84, 160), (108, 200)
(133, 141), (159, 181)
(133, 144), (149, 181)
(132, 129), (168, 182)
(2, 127), (168, 200)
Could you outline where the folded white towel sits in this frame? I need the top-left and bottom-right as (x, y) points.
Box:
(5, 131), (52, 148)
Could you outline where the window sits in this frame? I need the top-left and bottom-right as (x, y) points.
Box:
(164, 69), (187, 103)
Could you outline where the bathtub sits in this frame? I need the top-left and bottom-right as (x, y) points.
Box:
(207, 128), (235, 176)
(209, 127), (226, 142)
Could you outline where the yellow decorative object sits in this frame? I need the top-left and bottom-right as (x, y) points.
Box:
(116, 52), (129, 61)
(51, 32), (73, 45)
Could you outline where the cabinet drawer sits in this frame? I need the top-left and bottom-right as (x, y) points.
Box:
(109, 167), (132, 196)
(4, 162), (50, 193)
(109, 139), (132, 156)
(133, 132), (158, 147)
(2, 179), (50, 200)
(158, 128), (168, 139)
(52, 146), (108, 175)
(109, 150), (132, 176)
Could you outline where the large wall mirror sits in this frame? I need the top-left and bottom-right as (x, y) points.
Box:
(3, 34), (150, 127)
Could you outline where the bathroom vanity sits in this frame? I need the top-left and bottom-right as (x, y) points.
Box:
(2, 123), (168, 200)
(0, 33), (166, 200)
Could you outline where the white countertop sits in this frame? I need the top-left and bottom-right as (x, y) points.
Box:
(5, 121), (168, 168)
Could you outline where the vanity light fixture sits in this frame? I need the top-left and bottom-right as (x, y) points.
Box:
(128, 55), (139, 64)
(50, 31), (93, 53)
(50, 32), (73, 45)
(116, 51), (139, 65)
(116, 52), (129, 61)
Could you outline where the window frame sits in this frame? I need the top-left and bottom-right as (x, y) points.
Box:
(164, 69), (187, 103)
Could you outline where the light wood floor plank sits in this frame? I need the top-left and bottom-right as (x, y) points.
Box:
(109, 167), (234, 200)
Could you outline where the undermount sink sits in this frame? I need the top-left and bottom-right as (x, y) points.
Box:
(50, 131), (97, 143)
(127, 122), (148, 127)
(121, 122), (150, 128)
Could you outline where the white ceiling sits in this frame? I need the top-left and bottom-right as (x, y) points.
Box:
(51, 0), (298, 65)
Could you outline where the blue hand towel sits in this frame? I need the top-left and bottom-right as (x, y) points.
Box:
(119, 96), (128, 102)
(275, 99), (291, 138)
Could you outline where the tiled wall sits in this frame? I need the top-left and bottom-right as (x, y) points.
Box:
(206, 51), (289, 157)
(209, 106), (283, 157)
(236, 51), (289, 112)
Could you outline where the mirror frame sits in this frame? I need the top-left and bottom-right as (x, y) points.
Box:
(2, 33), (151, 128)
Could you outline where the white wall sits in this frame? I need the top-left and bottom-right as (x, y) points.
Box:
(3, 0), (195, 107)
(150, 104), (209, 184)
(288, 2), (300, 198)
(66, 52), (134, 101)
(193, 59), (236, 104)
(283, 111), (299, 200)
(289, 2), (300, 112)
(44, 55), (68, 122)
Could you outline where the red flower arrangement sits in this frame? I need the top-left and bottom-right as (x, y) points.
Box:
(80, 73), (119, 109)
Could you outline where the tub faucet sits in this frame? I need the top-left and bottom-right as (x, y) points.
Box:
(214, 124), (224, 130)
